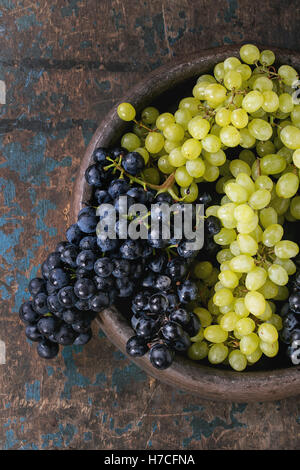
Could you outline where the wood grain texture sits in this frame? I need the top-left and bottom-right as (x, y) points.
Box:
(0, 0), (299, 450)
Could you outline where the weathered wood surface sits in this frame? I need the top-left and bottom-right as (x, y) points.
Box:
(0, 0), (299, 450)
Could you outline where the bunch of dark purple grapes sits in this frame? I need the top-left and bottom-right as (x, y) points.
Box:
(19, 146), (221, 363)
(280, 267), (300, 365)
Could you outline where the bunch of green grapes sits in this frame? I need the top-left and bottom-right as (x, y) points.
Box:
(188, 169), (299, 370)
(117, 43), (300, 204)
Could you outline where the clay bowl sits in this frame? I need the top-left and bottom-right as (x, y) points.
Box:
(72, 45), (300, 402)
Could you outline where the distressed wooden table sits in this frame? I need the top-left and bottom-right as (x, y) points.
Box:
(0, 0), (299, 450)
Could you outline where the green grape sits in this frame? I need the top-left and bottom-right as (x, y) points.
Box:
(262, 224), (284, 247)
(261, 90), (279, 112)
(244, 291), (266, 316)
(202, 134), (221, 153)
(175, 166), (193, 187)
(239, 149), (256, 166)
(235, 317), (255, 336)
(219, 125), (241, 147)
(291, 105), (300, 125)
(260, 154), (287, 175)
(259, 339), (279, 357)
(278, 65), (298, 86)
(269, 195), (290, 216)
(194, 262), (213, 280)
(217, 203), (237, 229)
(218, 271), (239, 289)
(258, 279), (278, 299)
(181, 138), (202, 160)
(206, 205), (220, 217)
(253, 76), (273, 92)
(164, 139), (178, 154)
(245, 267), (267, 291)
(224, 70), (242, 90)
(233, 204), (255, 223)
(135, 147), (150, 164)
(190, 327), (204, 342)
(224, 182), (248, 203)
(203, 163), (219, 182)
(240, 44), (260, 64)
(185, 158), (206, 177)
(204, 83), (227, 106)
(208, 297), (220, 315)
(163, 123), (185, 142)
(274, 240), (299, 259)
(180, 182), (199, 202)
(276, 172), (299, 198)
(273, 285), (289, 301)
(237, 234), (258, 256)
(256, 141), (276, 158)
(230, 240), (241, 256)
(258, 322), (278, 344)
(290, 196), (300, 219)
(208, 343), (229, 364)
(242, 90), (264, 113)
(214, 228), (236, 246)
(254, 175), (273, 191)
(250, 225), (263, 243)
(188, 341), (208, 360)
(230, 108), (249, 129)
(133, 122), (148, 138)
(240, 332), (260, 355)
(197, 74), (216, 83)
(145, 132), (165, 153)
(204, 324), (228, 343)
(239, 128), (256, 149)
(156, 112), (175, 130)
(229, 254), (255, 273)
(268, 264), (289, 286)
(236, 172), (255, 195)
(204, 268), (220, 287)
(229, 160), (251, 178)
(217, 248), (234, 264)
(179, 97), (201, 117)
(236, 63), (252, 80)
(236, 213), (258, 234)
(220, 311), (239, 331)
(188, 116), (210, 140)
(214, 62), (225, 82)
(248, 188), (271, 210)
(257, 301), (273, 321)
(193, 308), (212, 327)
(234, 298), (249, 319)
(168, 147), (186, 167)
(213, 288), (234, 308)
(174, 108), (192, 130)
(142, 167), (160, 185)
(193, 81), (212, 100)
(280, 125), (300, 149)
(274, 257), (296, 275)
(203, 149), (226, 166)
(248, 118), (273, 141)
(293, 149), (300, 168)
(158, 155), (175, 174)
(259, 49), (275, 66)
(215, 107), (232, 127)
(117, 102), (136, 121)
(224, 56), (241, 71)
(246, 347), (263, 364)
(260, 207), (278, 229)
(210, 123), (222, 137)
(278, 93), (294, 113)
(267, 314), (283, 331)
(141, 107), (159, 124)
(228, 350), (247, 371)
(121, 132), (141, 151)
